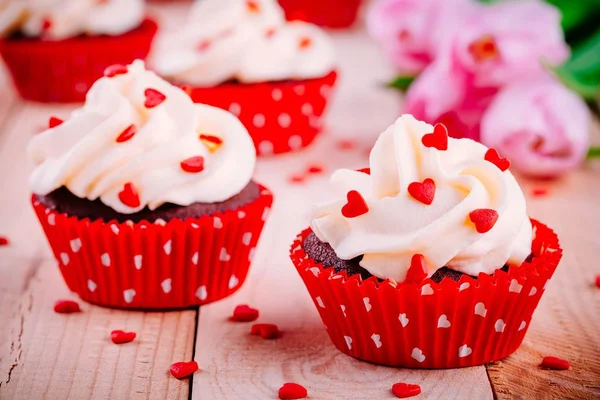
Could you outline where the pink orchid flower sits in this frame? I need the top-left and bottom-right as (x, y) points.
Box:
(481, 76), (590, 177)
(367, 0), (472, 74)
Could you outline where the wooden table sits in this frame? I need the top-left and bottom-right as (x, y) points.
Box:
(1, 4), (599, 399)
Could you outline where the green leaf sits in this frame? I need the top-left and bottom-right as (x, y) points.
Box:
(587, 146), (600, 159)
(387, 76), (416, 92)
(554, 29), (600, 100)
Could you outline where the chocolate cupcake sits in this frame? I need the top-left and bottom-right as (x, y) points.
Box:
(29, 61), (273, 309)
(151, 0), (337, 156)
(290, 114), (562, 368)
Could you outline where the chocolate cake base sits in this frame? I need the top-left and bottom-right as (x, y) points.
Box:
(35, 181), (261, 223)
(302, 231), (510, 283)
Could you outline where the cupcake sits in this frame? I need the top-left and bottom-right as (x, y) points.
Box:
(290, 115), (562, 368)
(29, 60), (273, 309)
(277, 0), (363, 29)
(0, 0), (157, 103)
(152, 0), (337, 156)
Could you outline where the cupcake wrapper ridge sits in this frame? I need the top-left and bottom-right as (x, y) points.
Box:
(0, 19), (157, 103)
(290, 219), (562, 368)
(185, 71), (337, 156)
(32, 185), (273, 310)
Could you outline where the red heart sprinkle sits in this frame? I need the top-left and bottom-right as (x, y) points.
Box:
(115, 124), (137, 143)
(103, 64), (128, 78)
(41, 18), (52, 32)
(532, 187), (548, 197)
(180, 156), (205, 173)
(110, 330), (136, 344)
(595, 275), (600, 288)
(341, 190), (369, 218)
(144, 88), (167, 109)
(197, 39), (212, 52)
(247, 0), (260, 12)
(392, 382), (422, 398)
(278, 382), (308, 399)
(170, 361), (199, 379)
(54, 300), (81, 314)
(357, 167), (371, 175)
(199, 134), (223, 145)
(288, 174), (306, 184)
(0, 236), (10, 246)
(408, 178), (436, 205)
(251, 323), (281, 339)
(336, 140), (357, 150)
(422, 123), (448, 150)
(231, 304), (259, 322)
(485, 148), (510, 171)
(299, 36), (312, 49)
(266, 27), (277, 38)
(307, 164), (324, 174)
(540, 356), (569, 370)
(469, 209), (499, 233)
(405, 254), (428, 284)
(49, 116), (63, 128)
(118, 182), (141, 208)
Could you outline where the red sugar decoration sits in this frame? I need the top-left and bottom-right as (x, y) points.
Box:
(336, 140), (357, 150)
(422, 123), (448, 150)
(341, 190), (369, 218)
(405, 254), (428, 284)
(41, 18), (52, 32)
(53, 300), (81, 314)
(230, 304), (259, 322)
(118, 182), (141, 208)
(251, 323), (281, 339)
(266, 27), (277, 38)
(110, 330), (136, 344)
(469, 209), (499, 233)
(199, 134), (223, 146)
(485, 148), (510, 171)
(408, 178), (436, 205)
(103, 64), (128, 78)
(532, 187), (548, 197)
(288, 174), (306, 184)
(307, 164), (324, 174)
(299, 36), (312, 49)
(115, 124), (137, 143)
(170, 361), (199, 379)
(357, 167), (371, 175)
(197, 40), (212, 52)
(278, 382), (308, 399)
(0, 236), (9, 246)
(144, 88), (166, 109)
(49, 116), (63, 128)
(179, 84), (193, 96)
(540, 356), (570, 370)
(247, 0), (260, 12)
(392, 383), (422, 398)
(180, 156), (205, 173)
(595, 275), (600, 288)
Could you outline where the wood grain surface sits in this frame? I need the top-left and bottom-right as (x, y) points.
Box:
(1, 2), (599, 399)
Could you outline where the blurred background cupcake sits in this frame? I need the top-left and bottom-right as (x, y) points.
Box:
(151, 0), (338, 156)
(0, 0), (157, 103)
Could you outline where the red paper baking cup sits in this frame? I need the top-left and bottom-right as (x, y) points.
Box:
(32, 185), (273, 310)
(278, 0), (363, 28)
(290, 219), (562, 368)
(184, 71), (337, 156)
(0, 19), (157, 103)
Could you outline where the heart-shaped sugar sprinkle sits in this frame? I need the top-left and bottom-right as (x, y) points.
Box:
(49, 116), (63, 128)
(104, 64), (128, 78)
(485, 148), (510, 171)
(115, 124), (137, 143)
(405, 254), (427, 283)
(408, 178), (435, 205)
(299, 36), (312, 49)
(341, 190), (369, 218)
(469, 209), (499, 233)
(118, 182), (140, 208)
(230, 304), (259, 322)
(144, 88), (166, 109)
(170, 361), (199, 379)
(199, 134), (223, 153)
(246, 0), (260, 13)
(278, 382), (308, 399)
(392, 382), (421, 398)
(110, 330), (136, 344)
(180, 156), (205, 173)
(421, 123), (448, 150)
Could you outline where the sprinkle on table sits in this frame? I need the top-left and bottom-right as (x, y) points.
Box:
(392, 382), (422, 398)
(251, 323), (281, 339)
(540, 356), (570, 370)
(53, 300), (81, 314)
(278, 382), (308, 399)
(170, 361), (199, 379)
(230, 304), (259, 322)
(0, 236), (9, 246)
(110, 330), (136, 344)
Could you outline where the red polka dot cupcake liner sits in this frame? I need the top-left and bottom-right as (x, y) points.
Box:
(277, 0), (363, 29)
(185, 71), (337, 156)
(31, 186), (273, 310)
(0, 19), (157, 103)
(290, 219), (562, 368)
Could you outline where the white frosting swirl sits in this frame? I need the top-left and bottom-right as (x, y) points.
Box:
(152, 0), (335, 86)
(312, 115), (532, 282)
(28, 60), (256, 214)
(0, 0), (145, 40)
